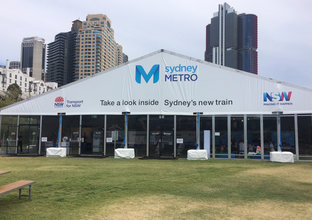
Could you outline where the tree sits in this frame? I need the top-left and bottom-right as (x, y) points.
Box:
(0, 83), (23, 108)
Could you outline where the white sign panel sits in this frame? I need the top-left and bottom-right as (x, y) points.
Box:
(106, 137), (113, 143)
(204, 130), (211, 158)
(41, 137), (48, 142)
(177, 138), (183, 144)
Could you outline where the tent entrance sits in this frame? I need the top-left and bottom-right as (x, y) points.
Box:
(149, 115), (174, 159)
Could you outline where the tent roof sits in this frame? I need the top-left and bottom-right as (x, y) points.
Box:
(1, 49), (311, 115)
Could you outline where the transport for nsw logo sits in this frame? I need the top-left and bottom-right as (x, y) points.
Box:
(135, 65), (160, 84)
(54, 96), (64, 108)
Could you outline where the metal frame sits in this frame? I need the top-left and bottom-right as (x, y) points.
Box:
(57, 114), (63, 148)
(18, 185), (32, 200)
(38, 115), (42, 155)
(196, 113), (201, 149)
(123, 113), (128, 149)
(277, 113), (281, 151)
(260, 115), (264, 160)
(103, 115), (107, 156)
(0, 112), (308, 161)
(227, 115), (231, 159)
(244, 115), (247, 159)
(174, 115), (177, 158)
(0, 116), (2, 149)
(294, 114), (299, 161)
(78, 115), (82, 155)
(146, 115), (149, 157)
(212, 115), (215, 159)
(15, 115), (20, 154)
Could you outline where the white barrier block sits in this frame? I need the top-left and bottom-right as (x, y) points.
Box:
(187, 149), (208, 160)
(46, 147), (67, 157)
(270, 151), (294, 163)
(114, 148), (135, 159)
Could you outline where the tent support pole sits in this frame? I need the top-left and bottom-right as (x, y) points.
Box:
(260, 115), (264, 160)
(78, 115), (82, 155)
(227, 115), (231, 159)
(294, 114), (299, 161)
(174, 115), (176, 158)
(244, 115), (247, 159)
(38, 115), (42, 155)
(16, 115), (20, 154)
(103, 115), (107, 156)
(146, 115), (149, 157)
(212, 115), (215, 159)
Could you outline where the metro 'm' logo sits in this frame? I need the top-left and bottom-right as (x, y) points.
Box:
(135, 65), (160, 84)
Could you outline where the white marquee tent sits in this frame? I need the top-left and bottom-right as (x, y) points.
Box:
(1, 50), (311, 116)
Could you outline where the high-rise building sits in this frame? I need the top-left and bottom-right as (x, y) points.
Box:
(74, 14), (124, 80)
(21, 37), (46, 80)
(123, 53), (128, 63)
(47, 20), (82, 86)
(205, 3), (258, 74)
(238, 14), (258, 74)
(9, 61), (20, 69)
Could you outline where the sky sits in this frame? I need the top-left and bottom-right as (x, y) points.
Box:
(0, 0), (312, 88)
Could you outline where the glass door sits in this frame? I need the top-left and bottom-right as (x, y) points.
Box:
(149, 115), (174, 158)
(81, 115), (104, 155)
(106, 115), (124, 156)
(18, 116), (40, 155)
(0, 116), (18, 155)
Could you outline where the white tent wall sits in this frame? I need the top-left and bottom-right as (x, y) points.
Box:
(0, 50), (312, 116)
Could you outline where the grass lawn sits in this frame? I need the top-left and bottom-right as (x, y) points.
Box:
(0, 157), (312, 219)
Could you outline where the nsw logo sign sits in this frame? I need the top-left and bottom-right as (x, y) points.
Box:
(135, 65), (160, 84)
(263, 91), (293, 106)
(54, 96), (64, 108)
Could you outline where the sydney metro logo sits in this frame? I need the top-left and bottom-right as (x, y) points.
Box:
(263, 91), (293, 106)
(135, 65), (160, 84)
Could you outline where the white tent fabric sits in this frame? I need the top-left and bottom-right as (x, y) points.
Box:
(1, 50), (312, 116)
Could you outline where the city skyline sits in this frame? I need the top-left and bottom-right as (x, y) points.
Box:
(0, 0), (311, 88)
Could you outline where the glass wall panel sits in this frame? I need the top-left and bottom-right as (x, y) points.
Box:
(263, 116), (277, 158)
(176, 116), (196, 158)
(41, 116), (59, 155)
(62, 116), (80, 155)
(215, 116), (228, 158)
(81, 115), (104, 155)
(0, 116), (17, 155)
(200, 116), (212, 157)
(247, 116), (261, 159)
(281, 115), (295, 154)
(128, 115), (147, 157)
(298, 115), (312, 160)
(231, 116), (244, 158)
(149, 115), (174, 158)
(106, 115), (124, 156)
(18, 116), (40, 155)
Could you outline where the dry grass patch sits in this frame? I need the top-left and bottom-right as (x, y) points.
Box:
(241, 165), (312, 184)
(34, 165), (79, 171)
(89, 195), (312, 220)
